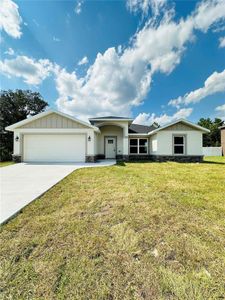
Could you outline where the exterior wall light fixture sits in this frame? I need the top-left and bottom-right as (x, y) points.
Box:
(88, 136), (91, 142)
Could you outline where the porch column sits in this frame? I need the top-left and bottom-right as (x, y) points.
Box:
(123, 126), (129, 156)
(12, 131), (22, 162)
(86, 130), (95, 156)
(86, 130), (96, 162)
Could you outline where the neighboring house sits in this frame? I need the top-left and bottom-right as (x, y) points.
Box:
(220, 125), (225, 155)
(6, 110), (210, 163)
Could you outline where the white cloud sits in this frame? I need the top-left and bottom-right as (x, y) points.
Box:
(213, 24), (225, 32)
(219, 36), (225, 48)
(0, 0), (22, 38)
(1, 0), (225, 121)
(0, 55), (53, 85)
(134, 108), (193, 125)
(55, 0), (225, 119)
(4, 47), (14, 55)
(169, 69), (225, 107)
(215, 103), (225, 119)
(78, 56), (88, 66)
(75, 0), (83, 15)
(126, 0), (167, 17)
(53, 36), (60, 42)
(192, 0), (225, 32)
(54, 48), (149, 119)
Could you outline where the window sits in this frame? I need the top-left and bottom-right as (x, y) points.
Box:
(129, 138), (148, 154)
(108, 139), (114, 144)
(129, 138), (138, 153)
(173, 135), (185, 155)
(139, 139), (148, 154)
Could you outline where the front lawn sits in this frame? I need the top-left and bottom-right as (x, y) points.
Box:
(203, 156), (225, 164)
(0, 157), (225, 299)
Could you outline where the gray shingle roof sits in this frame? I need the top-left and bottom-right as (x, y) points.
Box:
(129, 123), (158, 134)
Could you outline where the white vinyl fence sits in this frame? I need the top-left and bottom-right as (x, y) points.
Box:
(203, 147), (222, 156)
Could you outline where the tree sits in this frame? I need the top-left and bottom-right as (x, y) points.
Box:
(198, 117), (224, 147)
(0, 90), (48, 161)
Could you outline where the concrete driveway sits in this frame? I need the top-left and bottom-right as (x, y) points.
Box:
(0, 160), (115, 224)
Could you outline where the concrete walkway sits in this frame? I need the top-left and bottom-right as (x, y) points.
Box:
(0, 160), (116, 224)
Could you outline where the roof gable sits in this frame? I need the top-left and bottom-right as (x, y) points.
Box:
(18, 112), (88, 129)
(149, 119), (210, 135)
(6, 110), (99, 132)
(163, 122), (196, 131)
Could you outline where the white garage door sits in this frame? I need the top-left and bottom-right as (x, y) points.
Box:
(23, 134), (86, 162)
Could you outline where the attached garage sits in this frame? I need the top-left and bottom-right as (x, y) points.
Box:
(23, 134), (86, 162)
(6, 110), (99, 163)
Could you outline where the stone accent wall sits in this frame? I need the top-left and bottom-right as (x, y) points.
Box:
(12, 155), (21, 163)
(96, 154), (105, 159)
(116, 154), (203, 162)
(221, 128), (225, 156)
(116, 155), (151, 161)
(127, 155), (151, 161)
(85, 155), (97, 162)
(116, 155), (129, 161)
(150, 155), (203, 163)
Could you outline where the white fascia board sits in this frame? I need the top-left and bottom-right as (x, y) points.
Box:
(5, 109), (100, 132)
(90, 118), (133, 122)
(14, 128), (95, 134)
(128, 133), (149, 136)
(148, 118), (210, 135)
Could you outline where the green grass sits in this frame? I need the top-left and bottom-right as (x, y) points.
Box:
(0, 161), (14, 168)
(0, 157), (225, 299)
(203, 156), (225, 164)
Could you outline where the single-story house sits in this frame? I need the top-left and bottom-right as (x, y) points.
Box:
(6, 110), (210, 163)
(219, 125), (225, 156)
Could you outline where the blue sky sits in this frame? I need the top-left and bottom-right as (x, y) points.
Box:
(0, 0), (225, 124)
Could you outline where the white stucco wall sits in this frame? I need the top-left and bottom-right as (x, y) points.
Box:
(150, 134), (158, 154)
(150, 130), (203, 156)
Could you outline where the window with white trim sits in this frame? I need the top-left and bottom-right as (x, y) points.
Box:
(129, 138), (148, 154)
(173, 135), (185, 155)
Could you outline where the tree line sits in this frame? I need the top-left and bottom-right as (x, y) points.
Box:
(0, 90), (48, 161)
(0, 89), (224, 161)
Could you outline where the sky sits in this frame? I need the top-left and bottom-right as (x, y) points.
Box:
(0, 0), (225, 125)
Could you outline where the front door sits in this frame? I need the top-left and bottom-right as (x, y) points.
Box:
(105, 137), (116, 158)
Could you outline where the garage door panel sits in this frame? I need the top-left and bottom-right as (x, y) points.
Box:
(23, 134), (85, 162)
